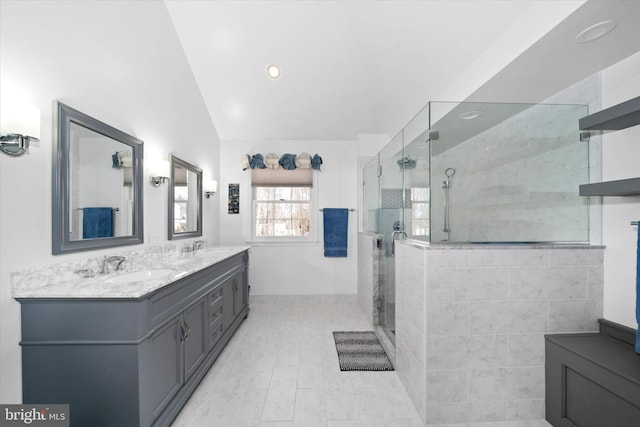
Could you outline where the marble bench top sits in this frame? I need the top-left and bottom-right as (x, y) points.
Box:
(12, 246), (250, 299)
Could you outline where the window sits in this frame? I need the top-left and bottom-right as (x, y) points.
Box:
(173, 185), (189, 233)
(254, 186), (312, 238)
(410, 187), (429, 237)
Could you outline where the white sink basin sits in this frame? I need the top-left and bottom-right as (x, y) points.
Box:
(197, 247), (231, 255)
(102, 268), (178, 284)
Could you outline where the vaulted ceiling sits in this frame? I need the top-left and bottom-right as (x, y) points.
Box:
(166, 0), (640, 141)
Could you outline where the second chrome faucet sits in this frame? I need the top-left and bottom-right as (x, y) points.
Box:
(101, 255), (126, 274)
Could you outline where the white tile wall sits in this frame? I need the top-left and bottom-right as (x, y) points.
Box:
(394, 242), (604, 425)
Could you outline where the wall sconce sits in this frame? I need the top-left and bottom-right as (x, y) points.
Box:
(204, 180), (218, 198)
(0, 103), (41, 156)
(149, 159), (170, 187)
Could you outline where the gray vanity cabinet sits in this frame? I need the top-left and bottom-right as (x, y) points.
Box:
(146, 316), (184, 421)
(19, 250), (249, 427)
(183, 298), (207, 381)
(145, 296), (207, 422)
(222, 271), (247, 330)
(233, 271), (247, 317)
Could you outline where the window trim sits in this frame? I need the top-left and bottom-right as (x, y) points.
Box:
(251, 184), (318, 243)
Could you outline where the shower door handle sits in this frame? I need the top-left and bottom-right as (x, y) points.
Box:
(391, 230), (407, 255)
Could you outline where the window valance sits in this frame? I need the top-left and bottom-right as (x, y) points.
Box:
(241, 152), (323, 171)
(251, 167), (313, 187)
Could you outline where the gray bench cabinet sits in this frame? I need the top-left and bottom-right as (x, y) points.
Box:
(18, 250), (249, 427)
(545, 319), (640, 427)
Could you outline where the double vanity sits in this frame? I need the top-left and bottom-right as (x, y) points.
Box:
(9, 101), (242, 427)
(13, 246), (250, 427)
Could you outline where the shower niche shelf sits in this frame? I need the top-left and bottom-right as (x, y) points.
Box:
(579, 96), (640, 197)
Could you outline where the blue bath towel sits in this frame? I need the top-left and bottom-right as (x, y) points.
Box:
(83, 207), (113, 239)
(636, 221), (640, 353)
(323, 208), (348, 257)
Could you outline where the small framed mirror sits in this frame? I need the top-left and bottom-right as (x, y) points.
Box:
(168, 155), (202, 240)
(52, 102), (144, 254)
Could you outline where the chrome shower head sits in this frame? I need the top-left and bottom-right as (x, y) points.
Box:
(445, 167), (456, 177)
(397, 157), (417, 169)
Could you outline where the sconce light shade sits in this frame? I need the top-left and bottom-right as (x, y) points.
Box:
(149, 158), (170, 187)
(204, 180), (218, 199)
(204, 180), (218, 198)
(0, 102), (41, 156)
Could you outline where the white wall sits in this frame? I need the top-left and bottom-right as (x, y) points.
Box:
(0, 1), (220, 403)
(219, 139), (358, 295)
(600, 51), (640, 329)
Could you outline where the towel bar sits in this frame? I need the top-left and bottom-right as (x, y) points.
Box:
(77, 208), (120, 212)
(319, 208), (355, 212)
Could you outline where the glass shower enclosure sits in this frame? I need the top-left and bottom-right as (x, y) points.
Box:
(363, 101), (590, 345)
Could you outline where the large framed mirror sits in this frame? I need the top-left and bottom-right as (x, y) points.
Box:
(52, 102), (144, 254)
(168, 155), (202, 240)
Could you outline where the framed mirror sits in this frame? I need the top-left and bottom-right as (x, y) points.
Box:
(52, 102), (144, 254)
(168, 155), (202, 240)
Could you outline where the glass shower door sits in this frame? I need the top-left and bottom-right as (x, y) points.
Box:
(403, 104), (431, 242)
(363, 156), (380, 234)
(378, 131), (405, 338)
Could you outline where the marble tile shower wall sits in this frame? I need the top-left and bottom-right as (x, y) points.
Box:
(430, 104), (589, 243)
(394, 242), (604, 425)
(357, 232), (381, 327)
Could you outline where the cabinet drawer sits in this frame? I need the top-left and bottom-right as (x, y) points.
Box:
(148, 255), (244, 328)
(208, 288), (223, 310)
(209, 301), (223, 323)
(209, 316), (224, 347)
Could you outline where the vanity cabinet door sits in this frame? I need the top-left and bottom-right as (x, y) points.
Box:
(147, 317), (184, 421)
(183, 298), (207, 382)
(232, 272), (246, 316)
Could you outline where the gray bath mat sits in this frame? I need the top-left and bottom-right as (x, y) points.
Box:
(332, 331), (394, 371)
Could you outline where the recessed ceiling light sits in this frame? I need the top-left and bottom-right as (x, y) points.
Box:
(458, 110), (483, 120)
(575, 20), (617, 44)
(266, 63), (281, 79)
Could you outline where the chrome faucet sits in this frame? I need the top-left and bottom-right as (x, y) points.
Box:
(192, 240), (206, 253)
(101, 255), (126, 274)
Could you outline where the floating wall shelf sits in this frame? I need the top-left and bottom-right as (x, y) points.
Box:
(579, 96), (640, 197)
(580, 178), (640, 197)
(579, 95), (640, 131)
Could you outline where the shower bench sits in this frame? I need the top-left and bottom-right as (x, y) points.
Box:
(545, 318), (640, 427)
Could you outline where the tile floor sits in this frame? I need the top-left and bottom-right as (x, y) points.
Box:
(171, 295), (553, 427)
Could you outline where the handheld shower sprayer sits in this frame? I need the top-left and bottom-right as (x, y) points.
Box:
(442, 167), (456, 241)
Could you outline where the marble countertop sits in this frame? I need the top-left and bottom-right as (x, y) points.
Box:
(12, 246), (250, 299)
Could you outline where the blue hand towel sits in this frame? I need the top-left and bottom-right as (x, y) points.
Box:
(279, 153), (297, 170)
(636, 221), (640, 353)
(112, 152), (120, 168)
(323, 208), (348, 257)
(311, 154), (323, 171)
(249, 153), (266, 169)
(83, 207), (113, 239)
